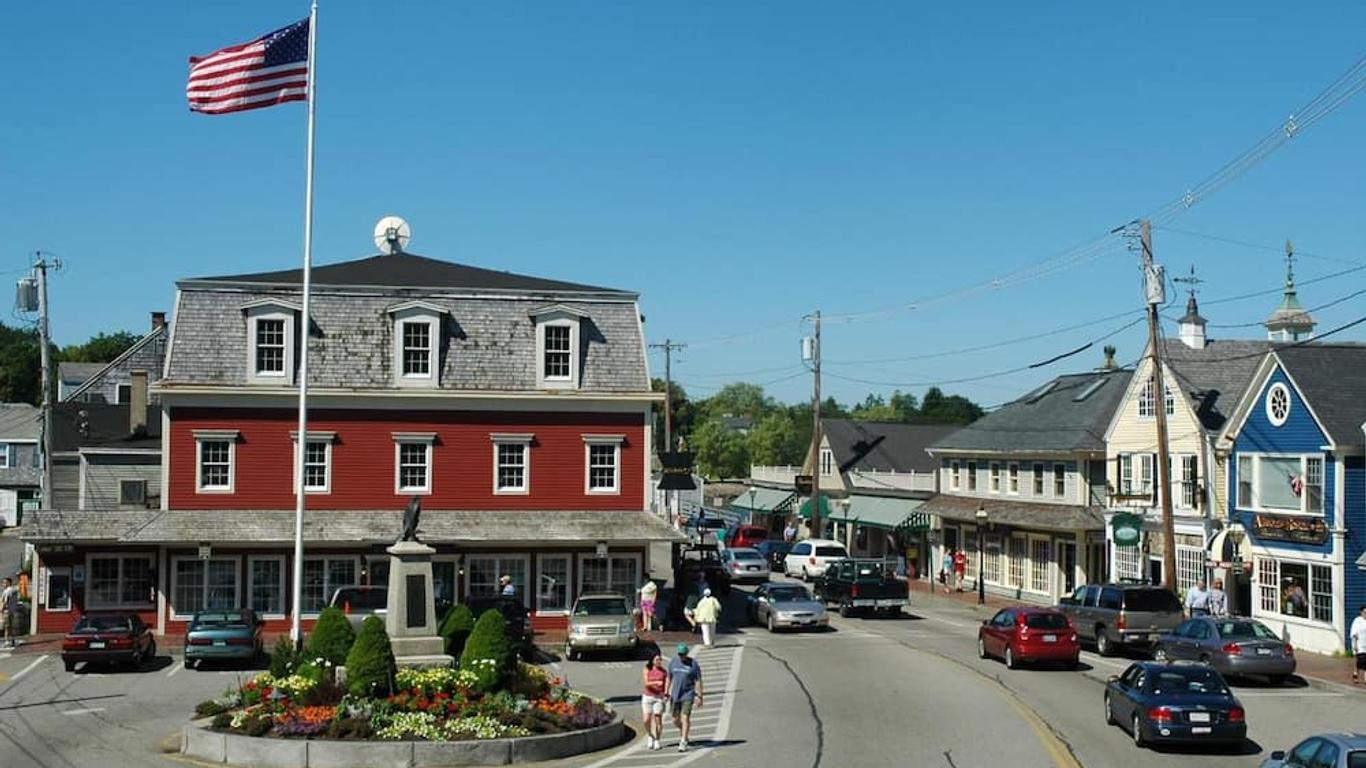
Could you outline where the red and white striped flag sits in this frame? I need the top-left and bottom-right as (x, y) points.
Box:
(187, 19), (309, 115)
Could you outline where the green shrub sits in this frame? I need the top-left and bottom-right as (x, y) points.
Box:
(211, 712), (233, 730)
(438, 603), (476, 657)
(269, 635), (297, 678)
(459, 609), (512, 692)
(345, 615), (396, 698)
(305, 607), (356, 667)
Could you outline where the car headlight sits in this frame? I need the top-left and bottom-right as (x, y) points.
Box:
(619, 620), (634, 633)
(571, 625), (587, 636)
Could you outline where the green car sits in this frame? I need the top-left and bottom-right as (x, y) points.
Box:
(184, 609), (264, 669)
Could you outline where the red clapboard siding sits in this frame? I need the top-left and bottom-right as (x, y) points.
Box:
(168, 408), (645, 510)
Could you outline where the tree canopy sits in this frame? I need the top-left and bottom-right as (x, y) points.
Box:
(0, 321), (141, 405)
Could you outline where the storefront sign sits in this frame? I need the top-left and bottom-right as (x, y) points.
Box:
(1111, 512), (1142, 548)
(658, 452), (697, 490)
(1252, 513), (1329, 545)
(794, 474), (813, 495)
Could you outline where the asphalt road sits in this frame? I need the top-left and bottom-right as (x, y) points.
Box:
(0, 578), (1361, 768)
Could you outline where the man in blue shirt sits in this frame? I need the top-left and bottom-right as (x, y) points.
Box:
(1185, 579), (1211, 617)
(668, 642), (704, 752)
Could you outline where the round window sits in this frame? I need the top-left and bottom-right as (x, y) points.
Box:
(1265, 383), (1290, 426)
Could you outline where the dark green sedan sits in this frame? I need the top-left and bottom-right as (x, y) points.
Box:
(183, 609), (263, 669)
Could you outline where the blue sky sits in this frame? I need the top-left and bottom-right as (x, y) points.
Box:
(5, 3), (1366, 407)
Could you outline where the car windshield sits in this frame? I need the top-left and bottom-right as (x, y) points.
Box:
(1123, 589), (1182, 612)
(332, 588), (386, 610)
(1214, 621), (1278, 640)
(192, 612), (250, 627)
(1148, 668), (1229, 696)
(768, 587), (812, 602)
(574, 599), (629, 616)
(815, 546), (848, 557)
(73, 615), (132, 633)
(1024, 613), (1069, 630)
(731, 550), (765, 562)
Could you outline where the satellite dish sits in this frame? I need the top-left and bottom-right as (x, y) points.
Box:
(373, 216), (411, 255)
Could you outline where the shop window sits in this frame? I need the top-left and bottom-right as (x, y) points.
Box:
(983, 536), (1001, 583)
(302, 557), (357, 614)
(87, 555), (154, 609)
(1029, 539), (1050, 593)
(1257, 559), (1279, 614)
(1175, 546), (1203, 593)
(1114, 545), (1142, 582)
(467, 555), (529, 606)
(579, 554), (641, 603)
(248, 556), (285, 616)
(1257, 558), (1334, 624)
(45, 567), (72, 612)
(173, 558), (239, 617)
(537, 554), (571, 613)
(1007, 536), (1026, 587)
(963, 529), (978, 580)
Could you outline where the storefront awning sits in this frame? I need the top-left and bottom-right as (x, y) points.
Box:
(728, 487), (797, 515)
(798, 495), (835, 521)
(917, 494), (1105, 532)
(830, 495), (925, 531)
(1206, 525), (1253, 568)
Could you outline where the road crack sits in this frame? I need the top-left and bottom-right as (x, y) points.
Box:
(748, 645), (823, 768)
(943, 749), (958, 767)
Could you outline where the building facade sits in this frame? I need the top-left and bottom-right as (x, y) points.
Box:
(0, 403), (41, 527)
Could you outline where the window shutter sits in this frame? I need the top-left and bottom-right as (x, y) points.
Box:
(1149, 452), (1158, 504)
(1189, 457), (1200, 509)
(1114, 455), (1122, 495)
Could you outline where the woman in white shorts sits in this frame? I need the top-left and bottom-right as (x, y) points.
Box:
(641, 654), (669, 750)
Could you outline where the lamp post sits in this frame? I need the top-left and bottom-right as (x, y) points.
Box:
(748, 488), (757, 525)
(975, 505), (988, 605)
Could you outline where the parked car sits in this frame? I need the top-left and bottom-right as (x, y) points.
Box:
(564, 593), (638, 660)
(329, 585), (388, 629)
(467, 596), (535, 661)
(1058, 583), (1184, 656)
(815, 558), (907, 617)
(754, 540), (793, 571)
(1152, 617), (1296, 684)
(673, 543), (732, 596)
(747, 582), (828, 632)
(61, 612), (157, 672)
(783, 539), (849, 581)
(720, 547), (770, 584)
(1259, 732), (1366, 768)
(1103, 661), (1246, 749)
(977, 606), (1080, 669)
(184, 609), (263, 669)
(689, 513), (728, 544)
(724, 524), (769, 550)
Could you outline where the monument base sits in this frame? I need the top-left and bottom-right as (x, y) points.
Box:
(386, 540), (455, 669)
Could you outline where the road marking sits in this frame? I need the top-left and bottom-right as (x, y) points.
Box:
(166, 663), (181, 678)
(1078, 653), (1128, 670)
(7, 655), (47, 685)
(1238, 691), (1345, 698)
(60, 707), (107, 716)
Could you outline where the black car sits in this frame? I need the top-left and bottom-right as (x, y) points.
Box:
(62, 613), (157, 672)
(1104, 661), (1246, 749)
(754, 540), (793, 571)
(466, 596), (534, 660)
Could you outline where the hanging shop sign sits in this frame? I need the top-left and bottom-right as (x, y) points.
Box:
(658, 452), (697, 491)
(1252, 513), (1330, 545)
(1110, 512), (1143, 548)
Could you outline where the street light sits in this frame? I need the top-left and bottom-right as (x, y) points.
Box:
(748, 487), (757, 524)
(975, 505), (988, 605)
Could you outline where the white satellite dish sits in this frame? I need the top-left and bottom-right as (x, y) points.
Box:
(373, 215), (411, 255)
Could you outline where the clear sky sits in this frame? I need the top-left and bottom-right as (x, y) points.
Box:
(6, 3), (1366, 408)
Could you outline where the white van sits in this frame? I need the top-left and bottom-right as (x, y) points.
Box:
(783, 539), (849, 581)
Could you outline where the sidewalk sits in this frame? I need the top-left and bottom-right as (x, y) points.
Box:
(908, 578), (1366, 692)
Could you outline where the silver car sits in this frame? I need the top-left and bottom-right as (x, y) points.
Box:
(1152, 617), (1296, 683)
(564, 594), (638, 660)
(748, 582), (828, 632)
(1258, 732), (1366, 767)
(721, 547), (769, 584)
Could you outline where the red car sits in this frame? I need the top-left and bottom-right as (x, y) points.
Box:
(61, 612), (157, 672)
(977, 606), (1080, 669)
(725, 525), (769, 549)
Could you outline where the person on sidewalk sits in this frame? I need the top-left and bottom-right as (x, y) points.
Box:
(499, 575), (516, 598)
(1185, 579), (1211, 617)
(1207, 579), (1228, 617)
(668, 643), (704, 752)
(641, 653), (669, 750)
(0, 578), (18, 648)
(694, 588), (722, 647)
(952, 549), (967, 592)
(941, 549), (954, 594)
(1351, 604), (1366, 685)
(639, 581), (658, 632)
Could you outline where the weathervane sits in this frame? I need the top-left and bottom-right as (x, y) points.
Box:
(1173, 265), (1204, 300)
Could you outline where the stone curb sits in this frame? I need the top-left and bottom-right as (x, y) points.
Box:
(182, 713), (625, 767)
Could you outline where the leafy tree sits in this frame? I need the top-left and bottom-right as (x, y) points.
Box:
(460, 609), (513, 692)
(304, 607), (356, 667)
(268, 635), (297, 677)
(437, 603), (476, 657)
(918, 387), (984, 424)
(0, 323), (41, 405)
(747, 412), (803, 466)
(651, 378), (696, 452)
(58, 331), (139, 363)
(345, 615), (396, 697)
(692, 417), (750, 479)
(696, 382), (775, 424)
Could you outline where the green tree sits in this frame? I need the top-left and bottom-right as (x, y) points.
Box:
(747, 412), (803, 466)
(345, 615), (396, 697)
(692, 418), (750, 479)
(437, 603), (476, 658)
(696, 382), (776, 424)
(59, 331), (139, 363)
(651, 378), (696, 452)
(918, 387), (984, 424)
(460, 609), (513, 692)
(268, 635), (297, 678)
(304, 607), (356, 667)
(0, 323), (41, 405)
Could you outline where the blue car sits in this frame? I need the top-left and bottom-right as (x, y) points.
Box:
(184, 609), (263, 669)
(1104, 661), (1246, 749)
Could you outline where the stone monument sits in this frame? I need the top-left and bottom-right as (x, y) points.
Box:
(385, 498), (454, 668)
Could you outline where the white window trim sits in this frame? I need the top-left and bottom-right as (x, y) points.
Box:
(1032, 462), (1044, 496)
(290, 431), (336, 495)
(301, 555), (362, 617)
(0, 443), (9, 470)
(949, 461), (960, 491)
(1235, 451), (1326, 517)
(84, 552), (156, 610)
(44, 566), (72, 612)
(169, 556), (241, 620)
(1265, 382), (1291, 427)
(244, 304), (297, 385)
(193, 429), (238, 494)
(492, 433), (533, 495)
(534, 313), (581, 390)
(1026, 535), (1052, 595)
(247, 555), (287, 619)
(1052, 463), (1066, 499)
(393, 432), (436, 495)
(967, 461), (978, 491)
(575, 552), (643, 603)
(1007, 463), (1019, 495)
(584, 435), (624, 494)
(536, 553), (572, 615)
(464, 553), (531, 608)
(1253, 555), (1336, 627)
(989, 462), (1001, 493)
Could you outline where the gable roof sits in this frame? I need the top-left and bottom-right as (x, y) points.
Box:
(1160, 338), (1270, 434)
(1271, 343), (1366, 446)
(61, 325), (168, 403)
(191, 252), (631, 296)
(0, 404), (40, 440)
(929, 368), (1132, 454)
(57, 361), (104, 384)
(51, 402), (162, 452)
(822, 419), (959, 474)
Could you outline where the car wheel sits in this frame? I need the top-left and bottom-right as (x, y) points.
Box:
(1153, 647), (1168, 663)
(1131, 713), (1146, 748)
(64, 660), (75, 673)
(564, 643), (576, 662)
(977, 637), (988, 659)
(767, 614), (776, 633)
(1096, 628), (1113, 657)
(839, 601), (853, 618)
(1103, 693), (1115, 725)
(802, 567), (810, 582)
(1067, 654), (1080, 671)
(1004, 645), (1017, 669)
(183, 658), (193, 670)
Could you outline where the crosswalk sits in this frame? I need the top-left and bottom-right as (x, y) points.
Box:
(583, 640), (746, 768)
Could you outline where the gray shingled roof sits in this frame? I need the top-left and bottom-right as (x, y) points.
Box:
(193, 252), (630, 296)
(0, 403), (40, 440)
(1161, 338), (1270, 434)
(929, 369), (1132, 454)
(1274, 343), (1366, 445)
(918, 494), (1105, 531)
(21, 508), (686, 544)
(823, 419), (959, 474)
(57, 361), (104, 383)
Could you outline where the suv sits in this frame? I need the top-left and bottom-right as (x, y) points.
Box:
(783, 539), (849, 581)
(1058, 583), (1183, 656)
(564, 593), (638, 660)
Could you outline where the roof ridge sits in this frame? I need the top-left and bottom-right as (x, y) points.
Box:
(61, 326), (166, 403)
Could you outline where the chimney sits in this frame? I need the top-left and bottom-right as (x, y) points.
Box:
(151, 311), (166, 331)
(130, 370), (148, 434)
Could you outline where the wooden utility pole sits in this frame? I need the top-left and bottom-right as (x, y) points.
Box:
(33, 254), (56, 512)
(649, 339), (686, 451)
(1138, 221), (1178, 590)
(808, 311), (823, 538)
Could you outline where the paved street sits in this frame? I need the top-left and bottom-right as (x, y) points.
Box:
(0, 581), (1362, 768)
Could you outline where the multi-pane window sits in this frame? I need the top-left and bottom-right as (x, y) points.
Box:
(1008, 463), (1019, 494)
(248, 557), (284, 615)
(820, 449), (834, 475)
(949, 461), (960, 491)
(397, 442), (430, 492)
(173, 558), (238, 616)
(401, 321), (432, 376)
(588, 443), (619, 492)
(198, 440), (232, 491)
(537, 554), (571, 613)
(983, 536), (1001, 583)
(1032, 463), (1044, 495)
(967, 461), (977, 491)
(0, 444), (10, 469)
(1242, 454), (1326, 514)
(963, 530), (978, 580)
(1029, 539), (1051, 592)
(1114, 545), (1142, 582)
(1257, 558), (1279, 614)
(1255, 558), (1333, 624)
(302, 557), (356, 614)
(1138, 378), (1174, 418)
(1119, 455), (1133, 495)
(467, 555), (528, 606)
(496, 442), (528, 492)
(1238, 456), (1253, 508)
(302, 441), (329, 492)
(1175, 546), (1203, 593)
(87, 555), (154, 608)
(580, 554), (642, 603)
(255, 318), (286, 375)
(1310, 564), (1333, 622)
(1305, 457), (1324, 514)
(543, 325), (572, 380)
(1179, 456), (1198, 508)
(989, 463), (1001, 493)
(1007, 536), (1026, 587)
(1053, 464), (1066, 498)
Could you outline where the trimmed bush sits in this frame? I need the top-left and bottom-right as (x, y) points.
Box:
(345, 615), (396, 698)
(438, 603), (476, 657)
(460, 609), (512, 692)
(304, 607), (355, 667)
(268, 635), (297, 678)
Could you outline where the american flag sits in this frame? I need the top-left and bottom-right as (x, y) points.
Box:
(187, 19), (309, 115)
(1288, 473), (1304, 497)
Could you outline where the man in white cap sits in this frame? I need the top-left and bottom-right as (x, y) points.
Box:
(693, 588), (722, 647)
(499, 575), (516, 598)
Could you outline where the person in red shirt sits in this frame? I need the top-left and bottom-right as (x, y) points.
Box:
(952, 549), (968, 592)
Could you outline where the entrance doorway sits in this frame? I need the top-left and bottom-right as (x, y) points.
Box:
(1057, 542), (1077, 594)
(1085, 543), (1106, 585)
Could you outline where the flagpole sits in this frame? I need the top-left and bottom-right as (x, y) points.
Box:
(291, 0), (319, 648)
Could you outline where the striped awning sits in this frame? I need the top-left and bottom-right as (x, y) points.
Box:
(1207, 524), (1253, 568)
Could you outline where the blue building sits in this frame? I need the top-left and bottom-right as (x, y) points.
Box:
(1221, 344), (1366, 655)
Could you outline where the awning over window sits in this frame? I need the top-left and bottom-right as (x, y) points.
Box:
(798, 495), (835, 521)
(728, 487), (797, 514)
(798, 494), (924, 531)
(1206, 525), (1253, 568)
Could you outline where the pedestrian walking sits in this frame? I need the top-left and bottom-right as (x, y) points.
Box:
(1185, 579), (1211, 617)
(0, 578), (18, 648)
(694, 588), (722, 647)
(1351, 604), (1366, 685)
(683, 591), (699, 632)
(668, 643), (704, 752)
(941, 549), (954, 594)
(641, 653), (669, 750)
(499, 575), (516, 598)
(952, 549), (967, 592)
(783, 520), (797, 543)
(1207, 578), (1228, 617)
(639, 580), (658, 632)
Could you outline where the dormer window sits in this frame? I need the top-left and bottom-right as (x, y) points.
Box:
(387, 301), (447, 388)
(544, 326), (572, 379)
(531, 305), (587, 390)
(241, 300), (300, 385)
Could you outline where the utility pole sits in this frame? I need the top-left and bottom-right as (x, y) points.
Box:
(806, 311), (823, 539)
(1137, 222), (1178, 591)
(649, 339), (686, 451)
(34, 254), (57, 513)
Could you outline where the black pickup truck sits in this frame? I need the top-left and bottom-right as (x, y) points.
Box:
(815, 559), (909, 617)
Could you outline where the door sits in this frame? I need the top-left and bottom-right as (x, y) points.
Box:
(1057, 542), (1077, 595)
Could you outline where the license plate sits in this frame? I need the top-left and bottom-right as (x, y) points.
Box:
(592, 638), (610, 646)
(88, 641), (105, 649)
(1188, 712), (1211, 723)
(853, 599), (877, 606)
(1147, 633), (1161, 641)
(213, 639), (226, 647)
(1042, 634), (1057, 643)
(1256, 647), (1272, 656)
(747, 567), (760, 572)
(1192, 727), (1212, 734)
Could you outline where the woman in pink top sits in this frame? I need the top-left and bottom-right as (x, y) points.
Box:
(641, 654), (669, 750)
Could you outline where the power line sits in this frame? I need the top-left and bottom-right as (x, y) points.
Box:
(1156, 226), (1366, 267)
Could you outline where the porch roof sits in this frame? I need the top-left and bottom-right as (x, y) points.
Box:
(917, 493), (1105, 532)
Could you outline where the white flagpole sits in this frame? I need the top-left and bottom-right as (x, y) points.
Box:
(291, 0), (319, 648)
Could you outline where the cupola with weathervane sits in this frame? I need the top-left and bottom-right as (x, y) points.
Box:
(1265, 240), (1316, 342)
(1175, 266), (1207, 350)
